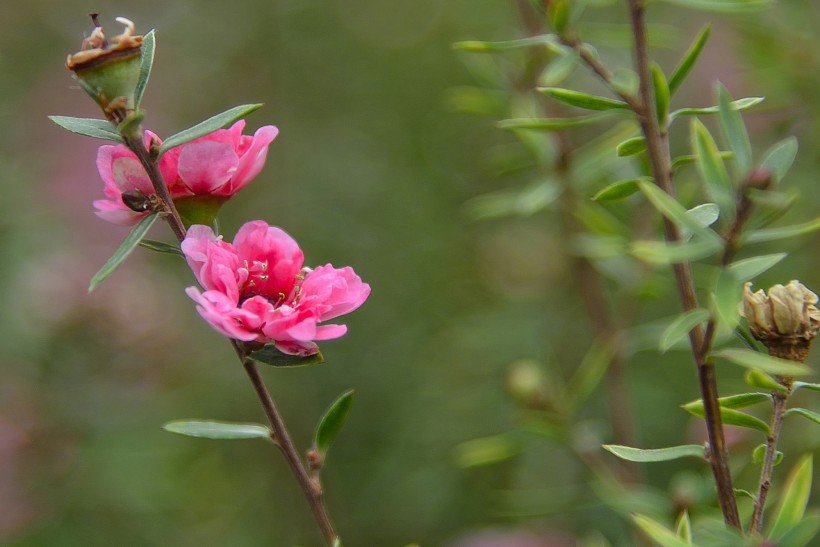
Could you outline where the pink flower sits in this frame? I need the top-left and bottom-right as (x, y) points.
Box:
(93, 121), (278, 225)
(182, 221), (370, 355)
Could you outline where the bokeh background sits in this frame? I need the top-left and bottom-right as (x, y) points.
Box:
(1, 1), (819, 545)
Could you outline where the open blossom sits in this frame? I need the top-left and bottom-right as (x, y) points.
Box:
(94, 120), (278, 225)
(182, 221), (370, 355)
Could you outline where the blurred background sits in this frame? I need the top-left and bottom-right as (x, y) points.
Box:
(1, 1), (819, 545)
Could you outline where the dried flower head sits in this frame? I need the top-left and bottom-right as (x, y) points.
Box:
(66, 16), (144, 120)
(742, 280), (820, 362)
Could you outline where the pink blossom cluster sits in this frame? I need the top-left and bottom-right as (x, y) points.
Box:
(182, 221), (370, 355)
(94, 120), (278, 225)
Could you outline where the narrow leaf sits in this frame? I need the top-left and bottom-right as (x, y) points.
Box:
(776, 514), (820, 547)
(745, 370), (789, 393)
(660, 308), (710, 352)
(248, 344), (325, 367)
(669, 25), (711, 94)
(769, 454), (813, 540)
(453, 35), (561, 53)
(603, 444), (704, 462)
(714, 348), (812, 377)
(718, 84), (752, 175)
(745, 216), (820, 244)
(632, 514), (692, 547)
(89, 213), (159, 292)
(651, 63), (670, 127)
(658, 0), (774, 13)
(159, 104), (264, 155)
(616, 136), (647, 157)
(671, 97), (764, 120)
(162, 420), (271, 440)
(682, 392), (771, 416)
(727, 253), (787, 282)
(692, 118), (734, 215)
(785, 408), (820, 426)
(539, 87), (629, 111)
(684, 203), (720, 236)
(637, 180), (722, 243)
(675, 511), (693, 544)
(454, 434), (521, 468)
(593, 179), (642, 201)
(565, 339), (612, 411)
(761, 137), (798, 185)
(134, 29), (155, 109)
(138, 239), (184, 257)
(712, 269), (743, 329)
(314, 390), (355, 457)
(630, 239), (722, 264)
(48, 116), (124, 143)
(672, 150), (733, 170)
(792, 381), (820, 393)
(717, 408), (770, 435)
(498, 112), (615, 131)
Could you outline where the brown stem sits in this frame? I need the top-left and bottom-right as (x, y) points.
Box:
(625, 0), (741, 529)
(749, 389), (788, 533)
(234, 342), (338, 546)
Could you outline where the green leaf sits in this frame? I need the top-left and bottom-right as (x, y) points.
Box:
(464, 180), (561, 221)
(692, 118), (734, 215)
(761, 137), (798, 185)
(718, 84), (752, 176)
(777, 514), (820, 547)
(539, 52), (578, 87)
(769, 454), (813, 541)
(658, 0), (774, 13)
(682, 392), (771, 416)
(314, 390), (355, 457)
(547, 0), (571, 33)
(752, 444), (783, 466)
(684, 203), (720, 238)
(728, 253), (787, 282)
(714, 348), (812, 377)
(593, 178), (642, 201)
(159, 104), (264, 155)
(162, 420), (271, 440)
(48, 116), (124, 143)
(712, 269), (743, 329)
(718, 408), (770, 435)
(660, 308), (710, 352)
(745, 216), (820, 244)
(785, 408), (820, 427)
(134, 29), (155, 109)
(675, 511), (693, 544)
(603, 444), (704, 462)
(637, 180), (722, 244)
(497, 112), (615, 131)
(616, 137), (647, 157)
(632, 514), (692, 547)
(247, 344), (325, 367)
(651, 63), (670, 127)
(565, 339), (612, 411)
(89, 213), (159, 292)
(538, 87), (629, 111)
(671, 97), (764, 120)
(630, 239), (722, 264)
(793, 381), (820, 393)
(669, 25), (711, 95)
(138, 239), (184, 257)
(454, 434), (521, 468)
(672, 150), (733, 170)
(745, 370), (789, 393)
(453, 35), (561, 53)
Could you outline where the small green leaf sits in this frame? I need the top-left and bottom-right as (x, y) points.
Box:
(138, 239), (184, 257)
(785, 408), (820, 427)
(718, 84), (752, 176)
(565, 339), (612, 411)
(162, 420), (271, 440)
(745, 216), (820, 244)
(48, 116), (124, 143)
(752, 444), (783, 466)
(651, 63), (670, 127)
(134, 29), (155, 109)
(745, 370), (789, 393)
(538, 87), (629, 111)
(712, 269), (743, 329)
(159, 104), (264, 155)
(660, 308), (710, 352)
(669, 25), (711, 94)
(682, 392), (771, 416)
(692, 119), (734, 216)
(539, 52), (578, 86)
(671, 150), (733, 170)
(314, 390), (355, 457)
(637, 180), (722, 244)
(769, 454), (813, 541)
(603, 444), (704, 462)
(671, 97), (764, 120)
(247, 344), (325, 367)
(454, 434), (521, 468)
(497, 112), (615, 131)
(593, 178), (642, 201)
(658, 0), (774, 13)
(792, 381), (820, 393)
(632, 514), (692, 547)
(89, 213), (159, 292)
(714, 348), (811, 377)
(718, 408), (770, 435)
(684, 203), (720, 236)
(453, 35), (561, 53)
(760, 137), (798, 185)
(630, 239), (722, 264)
(547, 0), (571, 33)
(616, 136), (647, 157)
(727, 253), (787, 282)
(675, 511), (693, 544)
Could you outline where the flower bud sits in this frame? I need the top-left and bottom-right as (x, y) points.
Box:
(66, 16), (143, 121)
(741, 280), (820, 362)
